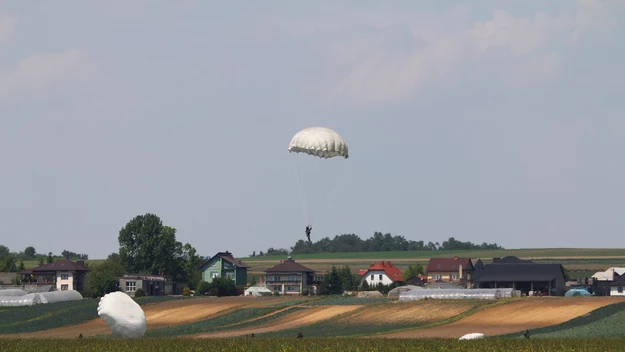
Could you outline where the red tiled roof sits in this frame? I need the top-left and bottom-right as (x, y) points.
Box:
(31, 259), (89, 272)
(360, 261), (403, 282)
(264, 258), (314, 273)
(426, 257), (473, 272)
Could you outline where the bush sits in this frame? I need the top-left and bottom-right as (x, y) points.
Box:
(302, 289), (310, 296)
(273, 291), (280, 296)
(198, 281), (211, 295)
(183, 287), (191, 296)
(134, 288), (145, 297)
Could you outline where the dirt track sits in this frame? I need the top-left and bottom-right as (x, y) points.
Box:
(4, 296), (308, 338)
(379, 297), (625, 338)
(187, 305), (362, 338)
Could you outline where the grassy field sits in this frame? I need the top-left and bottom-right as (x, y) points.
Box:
(2, 338), (625, 352)
(22, 259), (105, 270)
(241, 248), (625, 262)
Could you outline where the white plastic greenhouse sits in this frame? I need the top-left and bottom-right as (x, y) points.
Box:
(399, 288), (516, 301)
(0, 289), (27, 297)
(0, 290), (83, 307)
(387, 285), (424, 298)
(244, 286), (273, 297)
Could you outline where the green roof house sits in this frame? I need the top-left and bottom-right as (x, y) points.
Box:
(199, 251), (250, 286)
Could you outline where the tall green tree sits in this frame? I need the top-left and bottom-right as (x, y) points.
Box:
(403, 263), (425, 281)
(24, 246), (36, 258)
(0, 255), (18, 272)
(84, 259), (126, 298)
(118, 213), (200, 285)
(0, 245), (10, 261)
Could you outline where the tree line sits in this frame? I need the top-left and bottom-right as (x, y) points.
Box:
(249, 233), (503, 257)
(0, 245), (89, 274)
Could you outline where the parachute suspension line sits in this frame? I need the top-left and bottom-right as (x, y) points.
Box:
(290, 153), (309, 225)
(307, 157), (346, 226)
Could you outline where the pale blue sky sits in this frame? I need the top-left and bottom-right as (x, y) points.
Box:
(1, 1), (623, 259)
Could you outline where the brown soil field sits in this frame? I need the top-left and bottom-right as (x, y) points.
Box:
(379, 297), (625, 338)
(336, 300), (480, 325)
(187, 305), (362, 338)
(3, 296), (310, 339)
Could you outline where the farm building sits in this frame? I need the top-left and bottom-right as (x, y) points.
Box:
(425, 257), (483, 288)
(20, 259), (89, 292)
(473, 256), (567, 296)
(119, 274), (187, 297)
(358, 261), (404, 286)
(263, 256), (316, 295)
(591, 267), (625, 296)
(198, 251), (250, 286)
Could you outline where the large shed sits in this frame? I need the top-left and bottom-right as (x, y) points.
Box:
(473, 256), (567, 296)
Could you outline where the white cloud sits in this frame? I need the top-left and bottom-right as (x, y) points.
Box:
(314, 0), (622, 108)
(0, 14), (17, 44)
(0, 49), (95, 103)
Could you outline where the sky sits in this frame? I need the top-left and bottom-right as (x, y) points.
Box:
(1, 1), (624, 259)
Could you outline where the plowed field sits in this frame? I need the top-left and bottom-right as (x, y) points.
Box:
(380, 297), (625, 338)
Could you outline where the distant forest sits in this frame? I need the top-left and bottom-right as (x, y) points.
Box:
(250, 233), (503, 257)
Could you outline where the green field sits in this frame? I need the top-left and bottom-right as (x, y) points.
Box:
(241, 248), (625, 262)
(21, 259), (105, 270)
(2, 338), (625, 352)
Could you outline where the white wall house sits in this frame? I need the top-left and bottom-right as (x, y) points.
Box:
(362, 270), (395, 286)
(359, 261), (404, 287)
(56, 271), (74, 291)
(610, 286), (625, 296)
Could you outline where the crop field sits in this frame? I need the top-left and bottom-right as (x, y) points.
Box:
(241, 248), (625, 262)
(497, 300), (625, 338)
(2, 294), (625, 347)
(3, 338), (625, 352)
(261, 298), (497, 338)
(0, 296), (183, 336)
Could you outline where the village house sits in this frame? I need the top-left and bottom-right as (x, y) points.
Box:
(20, 259), (89, 292)
(425, 257), (481, 287)
(198, 251), (250, 286)
(263, 256), (317, 295)
(358, 261), (404, 286)
(118, 273), (187, 297)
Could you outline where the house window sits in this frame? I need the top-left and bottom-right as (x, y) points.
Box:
(370, 274), (374, 280)
(619, 287), (623, 293)
(211, 272), (219, 278)
(451, 274), (459, 280)
(432, 274), (442, 280)
(226, 272), (235, 280)
(126, 281), (137, 292)
(61, 284), (68, 290)
(379, 274), (383, 280)
(61, 274), (69, 280)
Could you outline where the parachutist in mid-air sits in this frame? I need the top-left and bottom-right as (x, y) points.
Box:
(305, 225), (312, 243)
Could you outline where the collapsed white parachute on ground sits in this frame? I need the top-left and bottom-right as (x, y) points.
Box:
(288, 127), (349, 227)
(97, 292), (146, 338)
(459, 332), (485, 340)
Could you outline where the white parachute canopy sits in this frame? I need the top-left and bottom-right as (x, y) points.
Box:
(288, 127), (349, 226)
(97, 292), (146, 338)
(459, 332), (485, 340)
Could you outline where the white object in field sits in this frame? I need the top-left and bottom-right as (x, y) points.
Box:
(97, 292), (146, 338)
(459, 332), (485, 340)
(288, 127), (349, 159)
